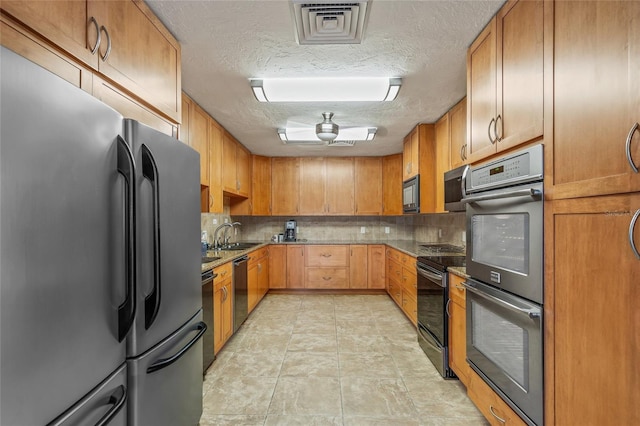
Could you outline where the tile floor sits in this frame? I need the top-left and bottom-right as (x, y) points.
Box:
(200, 294), (488, 426)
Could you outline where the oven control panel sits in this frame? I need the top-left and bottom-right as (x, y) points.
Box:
(466, 144), (543, 193)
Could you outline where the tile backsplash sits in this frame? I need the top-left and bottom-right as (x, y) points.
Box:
(202, 208), (465, 248)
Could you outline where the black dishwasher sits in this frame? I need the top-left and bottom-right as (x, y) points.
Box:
(201, 269), (216, 374)
(233, 256), (249, 332)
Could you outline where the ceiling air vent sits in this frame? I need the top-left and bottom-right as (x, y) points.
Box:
(326, 140), (356, 147)
(291, 1), (371, 45)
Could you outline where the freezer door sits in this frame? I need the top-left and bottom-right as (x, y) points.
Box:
(128, 310), (205, 426)
(48, 364), (127, 426)
(124, 119), (201, 356)
(0, 47), (128, 425)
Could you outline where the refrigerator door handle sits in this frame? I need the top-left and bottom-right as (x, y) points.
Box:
(93, 385), (127, 426)
(116, 136), (136, 342)
(141, 144), (162, 329)
(146, 322), (207, 374)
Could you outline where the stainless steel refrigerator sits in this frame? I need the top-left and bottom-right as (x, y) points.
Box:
(0, 46), (204, 426)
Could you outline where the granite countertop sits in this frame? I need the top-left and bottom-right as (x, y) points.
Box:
(202, 240), (467, 272)
(448, 266), (468, 278)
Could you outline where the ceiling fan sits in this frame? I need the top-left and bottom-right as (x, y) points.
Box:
(278, 113), (377, 146)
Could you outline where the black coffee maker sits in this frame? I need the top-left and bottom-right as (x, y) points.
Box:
(284, 219), (297, 241)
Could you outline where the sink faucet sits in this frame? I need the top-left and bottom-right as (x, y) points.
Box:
(223, 221), (242, 246)
(213, 223), (233, 249)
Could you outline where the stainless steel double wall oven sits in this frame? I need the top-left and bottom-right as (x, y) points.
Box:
(462, 144), (544, 426)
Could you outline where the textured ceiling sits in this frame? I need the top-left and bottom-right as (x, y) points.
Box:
(146, 0), (505, 157)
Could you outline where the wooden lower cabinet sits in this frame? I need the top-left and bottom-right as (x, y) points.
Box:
(467, 369), (527, 426)
(547, 194), (640, 425)
(367, 245), (386, 289)
(286, 245), (305, 289)
(349, 245), (368, 289)
(386, 247), (417, 325)
(448, 273), (470, 386)
(247, 247), (269, 312)
(269, 245), (287, 289)
(213, 262), (233, 354)
(305, 267), (349, 289)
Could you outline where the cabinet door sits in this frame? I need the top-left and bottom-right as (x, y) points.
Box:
(448, 274), (469, 386)
(382, 154), (403, 215)
(286, 245), (305, 289)
(434, 113), (450, 213)
(402, 133), (412, 181)
(449, 98), (468, 169)
(325, 157), (354, 215)
(179, 95), (191, 145)
(496, 0), (544, 151)
(0, 15), (93, 93)
(271, 158), (300, 215)
(467, 17), (497, 163)
(549, 194), (640, 425)
(247, 261), (259, 313)
(549, 1), (640, 198)
(1, 0), (96, 67)
(367, 245), (386, 289)
(467, 370), (527, 426)
(222, 134), (237, 193)
(236, 144), (251, 198)
(349, 245), (368, 289)
(208, 120), (224, 213)
(269, 245), (287, 289)
(258, 256), (269, 298)
(403, 129), (419, 180)
(251, 155), (272, 215)
(190, 103), (209, 187)
(88, 0), (180, 122)
(354, 158), (382, 215)
(299, 157), (326, 214)
(213, 283), (225, 354)
(222, 283), (233, 341)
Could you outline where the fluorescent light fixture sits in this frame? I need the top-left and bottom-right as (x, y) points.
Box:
(277, 127), (376, 142)
(250, 77), (402, 102)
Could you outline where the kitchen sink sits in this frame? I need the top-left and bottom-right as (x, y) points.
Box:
(201, 256), (221, 263)
(219, 242), (260, 251)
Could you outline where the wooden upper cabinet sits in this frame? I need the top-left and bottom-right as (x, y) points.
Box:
(1, 0), (95, 67)
(434, 113), (451, 213)
(382, 154), (403, 215)
(299, 157), (326, 214)
(190, 102), (209, 186)
(403, 129), (420, 180)
(449, 98), (468, 169)
(179, 95), (191, 145)
(251, 155), (272, 215)
(235, 144), (251, 198)
(1, 0), (181, 123)
(326, 157), (354, 215)
(548, 0), (640, 198)
(354, 157), (382, 215)
(222, 134), (237, 194)
(87, 0), (181, 122)
(208, 119), (224, 213)
(467, 0), (544, 163)
(271, 157), (300, 216)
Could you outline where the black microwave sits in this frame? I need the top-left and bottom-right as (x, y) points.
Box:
(403, 175), (420, 213)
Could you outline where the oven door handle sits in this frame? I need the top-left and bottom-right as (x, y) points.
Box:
(462, 283), (541, 319)
(416, 267), (444, 285)
(462, 188), (542, 204)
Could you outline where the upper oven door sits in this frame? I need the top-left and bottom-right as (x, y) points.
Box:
(464, 181), (543, 304)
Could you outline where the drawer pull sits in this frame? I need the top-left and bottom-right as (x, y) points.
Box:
(322, 276), (332, 281)
(626, 122), (639, 173)
(489, 406), (506, 424)
(321, 253), (332, 258)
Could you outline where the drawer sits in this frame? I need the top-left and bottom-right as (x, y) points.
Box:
(248, 247), (268, 266)
(305, 267), (349, 289)
(388, 281), (402, 306)
(401, 253), (415, 269)
(467, 370), (527, 426)
(401, 267), (417, 293)
(402, 290), (417, 325)
(213, 262), (232, 282)
(386, 247), (402, 262)
(387, 258), (403, 284)
(305, 245), (349, 267)
(449, 273), (466, 307)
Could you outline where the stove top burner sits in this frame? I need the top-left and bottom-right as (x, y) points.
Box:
(420, 243), (465, 253)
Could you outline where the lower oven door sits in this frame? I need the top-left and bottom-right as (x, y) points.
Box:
(464, 278), (543, 426)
